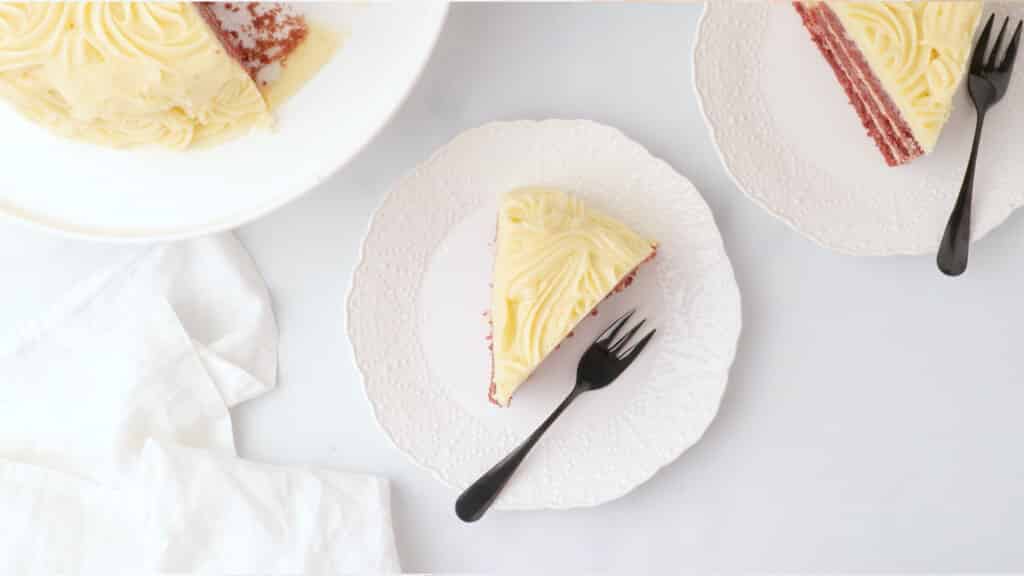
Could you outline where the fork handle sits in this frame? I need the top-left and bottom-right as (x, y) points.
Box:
(938, 110), (987, 276)
(455, 387), (583, 522)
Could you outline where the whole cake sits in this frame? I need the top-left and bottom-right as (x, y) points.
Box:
(0, 2), (327, 149)
(489, 187), (657, 407)
(795, 1), (983, 166)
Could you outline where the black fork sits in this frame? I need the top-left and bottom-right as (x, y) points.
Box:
(938, 15), (1022, 276)
(455, 310), (656, 523)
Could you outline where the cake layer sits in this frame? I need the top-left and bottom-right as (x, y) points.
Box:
(828, 2), (982, 154)
(0, 2), (270, 149)
(489, 187), (656, 407)
(196, 3), (308, 87)
(199, 3), (340, 112)
(796, 2), (924, 166)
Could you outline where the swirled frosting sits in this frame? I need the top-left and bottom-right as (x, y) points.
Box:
(0, 3), (269, 149)
(829, 1), (983, 152)
(490, 187), (656, 406)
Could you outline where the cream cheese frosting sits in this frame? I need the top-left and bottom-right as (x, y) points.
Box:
(0, 2), (270, 149)
(828, 1), (983, 152)
(490, 187), (656, 407)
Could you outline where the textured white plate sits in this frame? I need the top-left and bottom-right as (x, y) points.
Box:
(0, 2), (447, 241)
(694, 3), (1024, 256)
(348, 120), (742, 510)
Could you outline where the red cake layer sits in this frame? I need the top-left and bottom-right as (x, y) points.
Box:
(794, 2), (924, 167)
(197, 3), (308, 86)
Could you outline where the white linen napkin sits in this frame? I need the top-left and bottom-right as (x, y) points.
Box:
(0, 234), (400, 573)
(0, 459), (135, 573)
(0, 290), (238, 485)
(138, 440), (401, 573)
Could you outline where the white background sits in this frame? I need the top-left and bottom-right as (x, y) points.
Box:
(3, 4), (1024, 571)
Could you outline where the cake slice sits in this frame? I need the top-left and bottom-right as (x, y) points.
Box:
(489, 187), (657, 407)
(795, 1), (983, 166)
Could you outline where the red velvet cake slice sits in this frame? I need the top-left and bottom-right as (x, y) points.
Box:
(488, 187), (657, 407)
(795, 2), (982, 167)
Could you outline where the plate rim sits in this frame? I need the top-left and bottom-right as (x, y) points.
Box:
(0, 3), (449, 244)
(346, 118), (744, 511)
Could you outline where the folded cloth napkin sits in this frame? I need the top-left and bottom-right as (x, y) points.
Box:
(138, 440), (401, 573)
(0, 234), (400, 573)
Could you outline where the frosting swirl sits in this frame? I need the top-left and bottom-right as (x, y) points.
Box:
(0, 2), (269, 149)
(490, 187), (656, 406)
(830, 2), (983, 152)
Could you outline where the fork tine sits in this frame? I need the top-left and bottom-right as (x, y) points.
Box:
(616, 329), (656, 368)
(1000, 20), (1022, 74)
(986, 17), (1010, 71)
(595, 309), (635, 346)
(972, 14), (995, 74)
(609, 319), (647, 356)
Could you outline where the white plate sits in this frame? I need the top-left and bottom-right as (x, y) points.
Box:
(348, 120), (742, 510)
(694, 3), (1024, 256)
(0, 2), (448, 242)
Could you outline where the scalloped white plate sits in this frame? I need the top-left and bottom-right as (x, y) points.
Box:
(348, 120), (741, 510)
(694, 3), (1024, 256)
(0, 2), (447, 242)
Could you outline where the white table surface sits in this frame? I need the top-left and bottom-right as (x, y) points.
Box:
(3, 3), (1024, 572)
